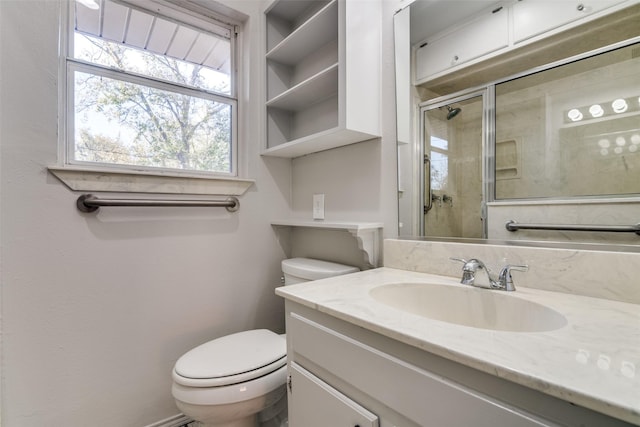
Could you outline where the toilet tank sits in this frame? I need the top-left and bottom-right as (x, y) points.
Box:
(282, 258), (359, 285)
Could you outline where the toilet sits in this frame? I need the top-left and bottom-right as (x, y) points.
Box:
(171, 258), (359, 427)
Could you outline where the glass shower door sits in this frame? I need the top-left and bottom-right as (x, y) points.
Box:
(420, 94), (486, 238)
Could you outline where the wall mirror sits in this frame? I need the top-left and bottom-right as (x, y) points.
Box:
(395, 1), (640, 248)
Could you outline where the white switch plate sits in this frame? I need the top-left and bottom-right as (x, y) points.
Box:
(313, 194), (325, 220)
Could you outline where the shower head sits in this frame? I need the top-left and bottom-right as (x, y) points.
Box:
(446, 105), (462, 120)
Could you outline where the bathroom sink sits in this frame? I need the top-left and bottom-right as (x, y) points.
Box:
(370, 282), (567, 332)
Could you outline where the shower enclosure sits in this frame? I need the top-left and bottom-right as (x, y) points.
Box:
(412, 39), (640, 241)
(419, 92), (488, 238)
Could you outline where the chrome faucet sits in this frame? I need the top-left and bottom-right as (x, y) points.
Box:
(450, 258), (528, 291)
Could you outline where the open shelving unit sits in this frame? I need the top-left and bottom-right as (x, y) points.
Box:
(263, 0), (381, 158)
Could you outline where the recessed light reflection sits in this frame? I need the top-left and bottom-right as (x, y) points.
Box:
(630, 145), (638, 153)
(567, 108), (583, 122)
(589, 104), (604, 118)
(615, 136), (626, 146)
(600, 148), (609, 156)
(597, 139), (610, 148)
(631, 134), (640, 145)
(614, 147), (623, 154)
(621, 361), (636, 379)
(611, 98), (628, 113)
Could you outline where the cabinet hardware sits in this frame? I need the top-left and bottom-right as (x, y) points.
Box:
(577, 3), (585, 11)
(492, 6), (503, 13)
(287, 375), (292, 392)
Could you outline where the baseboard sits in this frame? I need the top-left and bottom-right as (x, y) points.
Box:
(143, 413), (192, 427)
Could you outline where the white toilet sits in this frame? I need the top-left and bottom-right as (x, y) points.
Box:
(171, 258), (359, 427)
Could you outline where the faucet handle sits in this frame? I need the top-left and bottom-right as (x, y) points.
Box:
(498, 264), (529, 291)
(451, 257), (485, 271)
(450, 257), (476, 285)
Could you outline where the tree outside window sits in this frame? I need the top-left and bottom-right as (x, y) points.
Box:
(68, 1), (236, 176)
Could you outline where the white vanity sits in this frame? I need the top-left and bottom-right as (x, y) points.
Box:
(276, 239), (640, 426)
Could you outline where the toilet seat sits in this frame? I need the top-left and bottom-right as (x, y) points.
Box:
(172, 363), (287, 406)
(173, 329), (286, 388)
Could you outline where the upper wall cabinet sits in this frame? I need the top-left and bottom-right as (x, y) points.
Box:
(512, 0), (627, 44)
(263, 0), (381, 158)
(415, 7), (508, 82)
(413, 0), (633, 86)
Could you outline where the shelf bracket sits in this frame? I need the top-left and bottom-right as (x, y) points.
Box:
(271, 221), (384, 268)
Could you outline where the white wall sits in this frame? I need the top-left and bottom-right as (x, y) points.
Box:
(0, 1), (294, 426)
(291, 0), (400, 244)
(0, 0), (402, 424)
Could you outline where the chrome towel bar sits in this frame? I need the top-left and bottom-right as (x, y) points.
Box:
(77, 194), (239, 213)
(505, 220), (640, 236)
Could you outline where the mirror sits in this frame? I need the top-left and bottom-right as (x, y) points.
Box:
(495, 47), (640, 200)
(395, 1), (640, 248)
(420, 92), (486, 238)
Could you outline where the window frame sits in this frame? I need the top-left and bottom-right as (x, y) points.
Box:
(60, 0), (240, 179)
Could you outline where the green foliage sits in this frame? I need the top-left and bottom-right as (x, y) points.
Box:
(74, 35), (232, 173)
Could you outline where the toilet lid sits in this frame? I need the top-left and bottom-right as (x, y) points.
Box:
(174, 329), (286, 384)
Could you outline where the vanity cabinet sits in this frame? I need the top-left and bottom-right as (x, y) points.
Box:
(415, 7), (509, 82)
(512, 0), (627, 44)
(284, 302), (634, 427)
(263, 0), (381, 158)
(288, 363), (379, 427)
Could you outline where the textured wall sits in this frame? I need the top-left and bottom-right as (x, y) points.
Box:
(0, 1), (292, 425)
(290, 0), (400, 245)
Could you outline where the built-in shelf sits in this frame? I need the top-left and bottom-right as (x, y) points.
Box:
(263, 126), (377, 158)
(271, 220), (384, 267)
(266, 63), (338, 111)
(266, 1), (338, 66)
(271, 220), (384, 232)
(263, 0), (381, 158)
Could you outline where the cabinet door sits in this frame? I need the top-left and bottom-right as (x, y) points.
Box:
(415, 8), (508, 82)
(289, 312), (558, 427)
(288, 362), (379, 427)
(512, 0), (626, 44)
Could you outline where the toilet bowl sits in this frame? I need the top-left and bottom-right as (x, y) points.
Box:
(171, 258), (359, 427)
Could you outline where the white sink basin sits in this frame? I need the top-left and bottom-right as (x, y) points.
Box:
(370, 282), (567, 332)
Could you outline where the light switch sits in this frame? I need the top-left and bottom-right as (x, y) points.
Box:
(313, 194), (325, 220)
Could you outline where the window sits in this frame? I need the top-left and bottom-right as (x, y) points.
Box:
(429, 135), (449, 191)
(65, 0), (237, 177)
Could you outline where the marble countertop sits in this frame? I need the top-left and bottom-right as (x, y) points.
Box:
(276, 267), (640, 425)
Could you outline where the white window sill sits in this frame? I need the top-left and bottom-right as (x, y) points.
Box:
(48, 166), (254, 196)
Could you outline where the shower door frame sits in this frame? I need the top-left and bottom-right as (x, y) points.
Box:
(418, 87), (495, 238)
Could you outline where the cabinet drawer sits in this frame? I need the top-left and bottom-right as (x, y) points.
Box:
(415, 8), (508, 82)
(288, 312), (556, 427)
(289, 362), (379, 427)
(512, 0), (626, 43)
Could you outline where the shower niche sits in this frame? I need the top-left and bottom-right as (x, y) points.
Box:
(495, 139), (521, 181)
